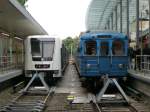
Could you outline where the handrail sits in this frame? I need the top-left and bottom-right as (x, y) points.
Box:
(0, 56), (24, 73)
(135, 55), (150, 73)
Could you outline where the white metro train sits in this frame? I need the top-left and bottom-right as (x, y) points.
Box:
(24, 35), (68, 89)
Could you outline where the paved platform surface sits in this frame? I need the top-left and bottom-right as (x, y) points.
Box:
(128, 70), (150, 84)
(128, 70), (150, 97)
(0, 69), (22, 83)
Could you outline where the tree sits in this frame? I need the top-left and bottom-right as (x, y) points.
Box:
(63, 36), (79, 55)
(63, 37), (73, 54)
(17, 0), (28, 6)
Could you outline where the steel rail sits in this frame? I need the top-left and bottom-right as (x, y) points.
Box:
(1, 87), (55, 112)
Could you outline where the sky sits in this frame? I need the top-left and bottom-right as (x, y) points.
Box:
(26, 0), (91, 39)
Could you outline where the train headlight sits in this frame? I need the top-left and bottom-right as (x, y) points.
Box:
(118, 64), (124, 69)
(86, 64), (91, 68)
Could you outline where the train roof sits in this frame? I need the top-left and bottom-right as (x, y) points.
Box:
(27, 35), (55, 39)
(80, 32), (127, 40)
(25, 35), (61, 43)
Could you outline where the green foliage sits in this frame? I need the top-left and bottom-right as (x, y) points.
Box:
(63, 36), (79, 55)
(17, 0), (28, 6)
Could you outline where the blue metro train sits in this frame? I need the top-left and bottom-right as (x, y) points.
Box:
(77, 32), (129, 79)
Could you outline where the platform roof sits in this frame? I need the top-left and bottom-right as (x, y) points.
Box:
(0, 0), (48, 38)
(86, 0), (148, 32)
(86, 0), (117, 30)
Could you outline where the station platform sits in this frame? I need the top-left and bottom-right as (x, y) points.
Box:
(128, 70), (150, 84)
(128, 70), (150, 97)
(0, 69), (23, 83)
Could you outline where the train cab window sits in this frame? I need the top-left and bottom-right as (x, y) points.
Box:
(100, 42), (109, 56)
(43, 41), (55, 61)
(85, 40), (97, 55)
(31, 38), (41, 57)
(31, 38), (55, 61)
(112, 40), (125, 56)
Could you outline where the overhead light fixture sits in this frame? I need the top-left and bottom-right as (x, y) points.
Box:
(14, 37), (23, 40)
(1, 32), (10, 37)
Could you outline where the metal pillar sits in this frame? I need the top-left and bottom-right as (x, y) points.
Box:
(108, 20), (110, 30)
(111, 13), (113, 30)
(136, 0), (140, 47)
(115, 6), (118, 31)
(120, 0), (123, 33)
(149, 0), (150, 43)
(21, 40), (25, 65)
(9, 35), (13, 67)
(107, 21), (110, 30)
(127, 0), (130, 39)
(110, 18), (112, 30)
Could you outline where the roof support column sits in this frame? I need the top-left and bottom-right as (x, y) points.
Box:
(110, 18), (112, 30)
(136, 0), (139, 46)
(108, 20), (110, 30)
(115, 6), (118, 31)
(149, 0), (150, 42)
(111, 13), (113, 30)
(120, 0), (123, 33)
(9, 34), (13, 65)
(107, 21), (109, 30)
(127, 0), (129, 38)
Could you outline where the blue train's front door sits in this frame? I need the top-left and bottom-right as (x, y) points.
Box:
(81, 40), (99, 76)
(99, 41), (110, 74)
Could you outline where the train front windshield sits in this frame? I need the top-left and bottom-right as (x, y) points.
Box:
(31, 38), (55, 61)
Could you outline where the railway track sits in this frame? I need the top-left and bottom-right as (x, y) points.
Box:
(94, 103), (150, 112)
(0, 63), (149, 112)
(93, 102), (136, 112)
(0, 87), (55, 112)
(73, 61), (150, 112)
(92, 96), (149, 112)
(45, 93), (96, 112)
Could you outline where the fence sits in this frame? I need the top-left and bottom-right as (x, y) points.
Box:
(135, 55), (150, 73)
(0, 35), (24, 74)
(0, 55), (24, 74)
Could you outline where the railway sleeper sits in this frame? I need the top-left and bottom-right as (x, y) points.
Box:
(2, 109), (43, 112)
(3, 106), (44, 112)
(5, 106), (45, 110)
(6, 104), (45, 107)
(1, 102), (45, 112)
(11, 101), (45, 105)
(99, 99), (127, 104)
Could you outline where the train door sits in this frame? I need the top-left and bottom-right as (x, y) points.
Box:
(81, 40), (99, 76)
(99, 41), (110, 74)
(111, 39), (127, 76)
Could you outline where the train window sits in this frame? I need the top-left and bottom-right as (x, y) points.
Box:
(31, 38), (41, 57)
(100, 42), (109, 56)
(85, 40), (97, 55)
(112, 40), (125, 56)
(43, 41), (55, 60)
(31, 38), (55, 61)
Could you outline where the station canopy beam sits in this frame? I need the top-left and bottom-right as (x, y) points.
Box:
(0, 0), (47, 38)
